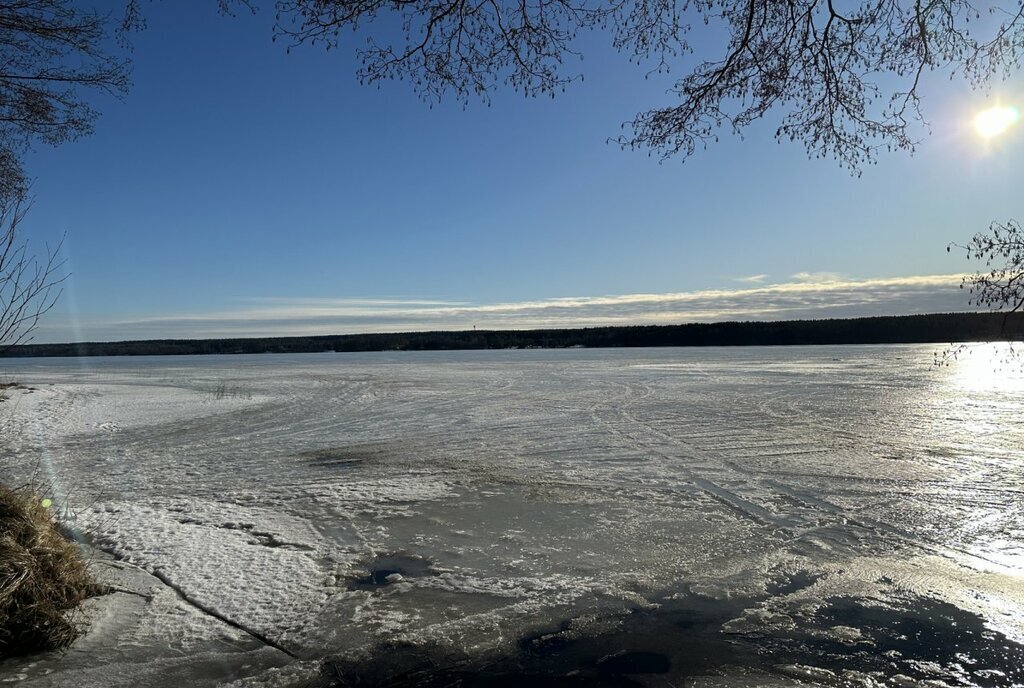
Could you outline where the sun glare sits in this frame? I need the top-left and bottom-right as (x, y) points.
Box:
(946, 343), (1024, 394)
(973, 105), (1020, 139)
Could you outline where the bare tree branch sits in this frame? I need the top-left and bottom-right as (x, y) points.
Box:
(951, 219), (1024, 332)
(6, 1), (1019, 174)
(0, 0), (131, 197)
(273, 0), (689, 101)
(270, 0), (1024, 170)
(0, 192), (66, 352)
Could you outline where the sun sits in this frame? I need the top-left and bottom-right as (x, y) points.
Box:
(974, 105), (1020, 139)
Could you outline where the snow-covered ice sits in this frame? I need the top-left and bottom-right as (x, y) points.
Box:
(1, 345), (1023, 686)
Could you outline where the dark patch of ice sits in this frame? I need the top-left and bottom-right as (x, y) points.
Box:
(248, 530), (315, 551)
(301, 443), (396, 470)
(320, 586), (1024, 687)
(766, 569), (821, 596)
(348, 553), (435, 590)
(595, 651), (670, 675)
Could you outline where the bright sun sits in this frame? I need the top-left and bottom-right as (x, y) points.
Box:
(974, 105), (1020, 139)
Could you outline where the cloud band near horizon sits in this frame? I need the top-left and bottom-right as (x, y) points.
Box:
(34, 273), (974, 343)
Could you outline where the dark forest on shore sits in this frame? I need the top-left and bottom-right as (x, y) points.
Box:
(3, 312), (1022, 358)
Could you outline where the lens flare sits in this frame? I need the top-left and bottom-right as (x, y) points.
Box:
(974, 105), (1020, 139)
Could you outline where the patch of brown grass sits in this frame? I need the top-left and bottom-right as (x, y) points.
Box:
(0, 484), (101, 657)
(0, 382), (35, 403)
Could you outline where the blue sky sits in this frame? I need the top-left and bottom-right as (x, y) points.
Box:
(20, 2), (1024, 342)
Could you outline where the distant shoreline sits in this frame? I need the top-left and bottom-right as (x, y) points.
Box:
(4, 312), (1022, 358)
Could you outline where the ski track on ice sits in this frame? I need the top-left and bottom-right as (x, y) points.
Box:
(577, 370), (1022, 574)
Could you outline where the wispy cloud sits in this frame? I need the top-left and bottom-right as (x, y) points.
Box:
(35, 273), (974, 342)
(237, 297), (468, 308)
(790, 271), (847, 283)
(733, 274), (769, 284)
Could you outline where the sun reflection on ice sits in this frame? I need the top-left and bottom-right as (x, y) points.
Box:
(975, 539), (1024, 573)
(937, 343), (1024, 576)
(944, 342), (1024, 394)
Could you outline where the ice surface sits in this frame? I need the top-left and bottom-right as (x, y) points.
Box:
(1, 345), (1023, 686)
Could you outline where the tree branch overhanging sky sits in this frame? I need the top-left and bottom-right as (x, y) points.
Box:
(17, 3), (1024, 343)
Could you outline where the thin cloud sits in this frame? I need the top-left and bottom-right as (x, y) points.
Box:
(237, 297), (467, 307)
(733, 274), (769, 284)
(33, 273), (973, 343)
(790, 271), (846, 282)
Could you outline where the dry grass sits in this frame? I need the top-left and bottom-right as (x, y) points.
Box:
(0, 382), (23, 403)
(0, 484), (101, 657)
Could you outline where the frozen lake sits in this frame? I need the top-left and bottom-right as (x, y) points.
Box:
(1, 345), (1023, 687)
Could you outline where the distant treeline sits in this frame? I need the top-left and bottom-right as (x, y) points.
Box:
(4, 312), (1022, 358)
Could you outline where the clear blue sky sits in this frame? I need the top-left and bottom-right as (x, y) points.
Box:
(21, 2), (1024, 342)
